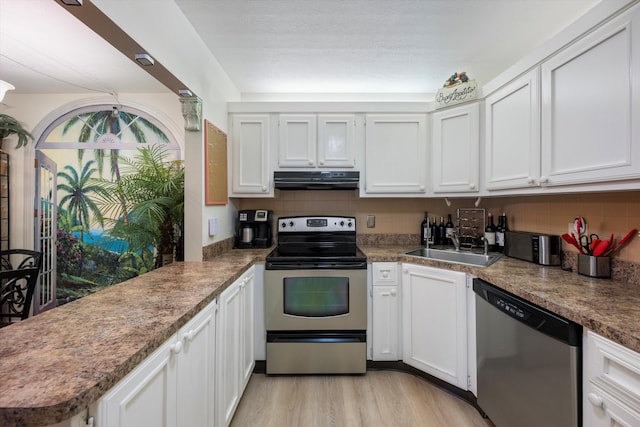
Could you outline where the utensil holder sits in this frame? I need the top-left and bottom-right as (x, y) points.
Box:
(578, 254), (611, 278)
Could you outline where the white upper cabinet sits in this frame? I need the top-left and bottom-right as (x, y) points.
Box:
(541, 5), (640, 187)
(278, 114), (317, 167)
(278, 114), (356, 168)
(230, 115), (272, 196)
(364, 114), (428, 195)
(317, 114), (356, 168)
(431, 103), (480, 193)
(485, 68), (541, 190)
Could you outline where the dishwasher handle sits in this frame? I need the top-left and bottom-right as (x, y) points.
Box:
(473, 278), (581, 346)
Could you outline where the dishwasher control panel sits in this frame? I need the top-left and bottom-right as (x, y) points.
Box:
(494, 296), (526, 319)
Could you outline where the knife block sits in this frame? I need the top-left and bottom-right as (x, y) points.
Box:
(578, 254), (611, 278)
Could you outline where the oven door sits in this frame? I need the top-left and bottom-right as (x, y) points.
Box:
(264, 268), (367, 331)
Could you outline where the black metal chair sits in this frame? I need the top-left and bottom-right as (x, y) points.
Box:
(0, 249), (43, 271)
(0, 250), (43, 327)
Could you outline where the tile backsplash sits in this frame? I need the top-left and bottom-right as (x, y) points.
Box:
(238, 190), (640, 264)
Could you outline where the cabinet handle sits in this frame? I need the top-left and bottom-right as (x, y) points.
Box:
(539, 176), (548, 185)
(319, 160), (325, 165)
(390, 289), (397, 296)
(527, 177), (535, 185)
(419, 186), (425, 191)
(381, 271), (389, 279)
(309, 160), (314, 165)
(469, 183), (476, 190)
(587, 392), (604, 409)
(261, 186), (268, 192)
(381, 292), (391, 297)
(184, 330), (196, 342)
(170, 341), (183, 355)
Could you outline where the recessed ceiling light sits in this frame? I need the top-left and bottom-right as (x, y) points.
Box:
(60, 0), (83, 5)
(134, 53), (154, 66)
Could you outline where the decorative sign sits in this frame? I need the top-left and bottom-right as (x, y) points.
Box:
(435, 72), (478, 109)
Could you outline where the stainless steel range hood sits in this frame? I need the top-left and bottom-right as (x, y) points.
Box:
(274, 171), (359, 190)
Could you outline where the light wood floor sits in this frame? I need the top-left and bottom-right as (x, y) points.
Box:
(230, 370), (493, 427)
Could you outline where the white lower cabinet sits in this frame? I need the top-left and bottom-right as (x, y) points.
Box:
(217, 267), (255, 427)
(583, 330), (640, 426)
(402, 264), (468, 389)
(371, 263), (400, 361)
(98, 298), (217, 427)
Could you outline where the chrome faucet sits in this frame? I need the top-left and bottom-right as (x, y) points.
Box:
(449, 229), (461, 252)
(480, 236), (489, 255)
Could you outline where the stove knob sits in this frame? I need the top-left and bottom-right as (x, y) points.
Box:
(347, 221), (353, 228)
(280, 222), (287, 228)
(340, 220), (345, 227)
(289, 221), (294, 228)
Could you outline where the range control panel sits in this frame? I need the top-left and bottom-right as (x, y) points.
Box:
(278, 216), (356, 233)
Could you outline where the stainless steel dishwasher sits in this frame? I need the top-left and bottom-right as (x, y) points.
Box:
(474, 278), (582, 427)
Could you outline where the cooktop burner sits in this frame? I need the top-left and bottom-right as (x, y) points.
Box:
(265, 215), (367, 270)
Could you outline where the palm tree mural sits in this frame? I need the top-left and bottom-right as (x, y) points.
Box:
(57, 160), (105, 241)
(62, 109), (170, 180)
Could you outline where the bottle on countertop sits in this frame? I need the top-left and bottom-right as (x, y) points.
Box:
(430, 217), (438, 245)
(420, 212), (429, 246)
(496, 212), (507, 252)
(438, 216), (446, 246)
(484, 213), (496, 251)
(445, 214), (454, 246)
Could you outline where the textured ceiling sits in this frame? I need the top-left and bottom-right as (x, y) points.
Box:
(175, 0), (600, 96)
(0, 0), (600, 99)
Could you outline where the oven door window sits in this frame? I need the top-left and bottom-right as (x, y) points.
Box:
(283, 277), (349, 317)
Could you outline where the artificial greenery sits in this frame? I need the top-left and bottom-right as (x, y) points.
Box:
(94, 145), (185, 268)
(0, 113), (33, 148)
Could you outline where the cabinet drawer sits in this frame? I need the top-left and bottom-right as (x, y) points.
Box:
(373, 263), (397, 284)
(585, 331), (640, 403)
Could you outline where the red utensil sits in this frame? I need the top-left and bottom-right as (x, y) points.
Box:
(604, 229), (637, 256)
(562, 233), (584, 253)
(592, 239), (610, 257)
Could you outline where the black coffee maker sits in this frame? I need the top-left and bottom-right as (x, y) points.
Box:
(235, 209), (273, 249)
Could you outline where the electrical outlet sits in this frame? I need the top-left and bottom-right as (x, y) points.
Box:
(367, 215), (375, 228)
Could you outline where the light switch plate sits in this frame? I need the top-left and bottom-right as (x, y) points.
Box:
(208, 217), (218, 236)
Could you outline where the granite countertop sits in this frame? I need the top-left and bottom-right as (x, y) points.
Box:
(2, 245), (640, 426)
(0, 249), (268, 427)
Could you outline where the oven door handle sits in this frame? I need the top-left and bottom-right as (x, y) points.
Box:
(266, 261), (367, 270)
(267, 331), (366, 343)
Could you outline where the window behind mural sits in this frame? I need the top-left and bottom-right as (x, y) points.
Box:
(38, 105), (182, 304)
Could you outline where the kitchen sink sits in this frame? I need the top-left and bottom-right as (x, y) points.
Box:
(403, 247), (503, 267)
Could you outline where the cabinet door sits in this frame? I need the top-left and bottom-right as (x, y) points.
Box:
(364, 114), (428, 195)
(432, 103), (480, 193)
(541, 7), (640, 186)
(402, 264), (467, 389)
(217, 279), (244, 427)
(240, 270), (255, 389)
(278, 114), (316, 168)
(485, 69), (541, 190)
(372, 285), (400, 361)
(99, 336), (179, 427)
(230, 115), (271, 196)
(317, 114), (356, 168)
(176, 300), (217, 427)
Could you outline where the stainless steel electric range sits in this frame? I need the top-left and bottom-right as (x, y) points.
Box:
(264, 215), (367, 374)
